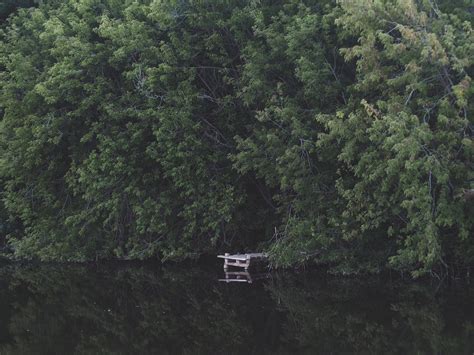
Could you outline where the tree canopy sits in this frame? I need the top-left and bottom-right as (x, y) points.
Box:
(0, 0), (472, 277)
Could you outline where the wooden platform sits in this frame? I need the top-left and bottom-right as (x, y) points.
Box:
(217, 253), (267, 270)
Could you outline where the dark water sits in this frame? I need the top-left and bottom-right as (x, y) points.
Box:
(0, 262), (472, 355)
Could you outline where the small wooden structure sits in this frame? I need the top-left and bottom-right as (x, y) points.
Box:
(217, 253), (267, 270)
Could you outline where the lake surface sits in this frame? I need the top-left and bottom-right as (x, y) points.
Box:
(0, 262), (472, 354)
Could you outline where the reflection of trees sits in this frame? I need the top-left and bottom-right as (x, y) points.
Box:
(0, 0), (36, 22)
(0, 265), (281, 354)
(0, 266), (472, 354)
(265, 274), (474, 354)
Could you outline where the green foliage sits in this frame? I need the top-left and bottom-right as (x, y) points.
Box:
(0, 0), (253, 261)
(0, 0), (472, 276)
(326, 0), (474, 276)
(232, 1), (376, 273)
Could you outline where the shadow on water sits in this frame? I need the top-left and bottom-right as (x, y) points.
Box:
(0, 263), (472, 355)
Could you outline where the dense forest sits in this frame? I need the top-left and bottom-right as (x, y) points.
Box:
(0, 0), (472, 277)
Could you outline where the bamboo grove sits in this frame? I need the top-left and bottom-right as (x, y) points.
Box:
(0, 0), (472, 277)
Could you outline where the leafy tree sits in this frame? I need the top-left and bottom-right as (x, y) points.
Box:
(319, 0), (474, 276)
(232, 0), (367, 272)
(0, 0), (256, 261)
(0, 0), (472, 276)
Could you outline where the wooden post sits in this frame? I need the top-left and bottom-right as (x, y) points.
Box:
(224, 253), (229, 270)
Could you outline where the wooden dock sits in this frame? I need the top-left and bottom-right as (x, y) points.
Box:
(217, 253), (267, 270)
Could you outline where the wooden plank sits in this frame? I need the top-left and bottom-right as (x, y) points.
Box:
(217, 253), (267, 261)
(217, 254), (247, 261)
(225, 262), (250, 268)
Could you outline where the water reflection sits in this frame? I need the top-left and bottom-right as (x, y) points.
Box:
(0, 264), (472, 354)
(219, 271), (270, 283)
